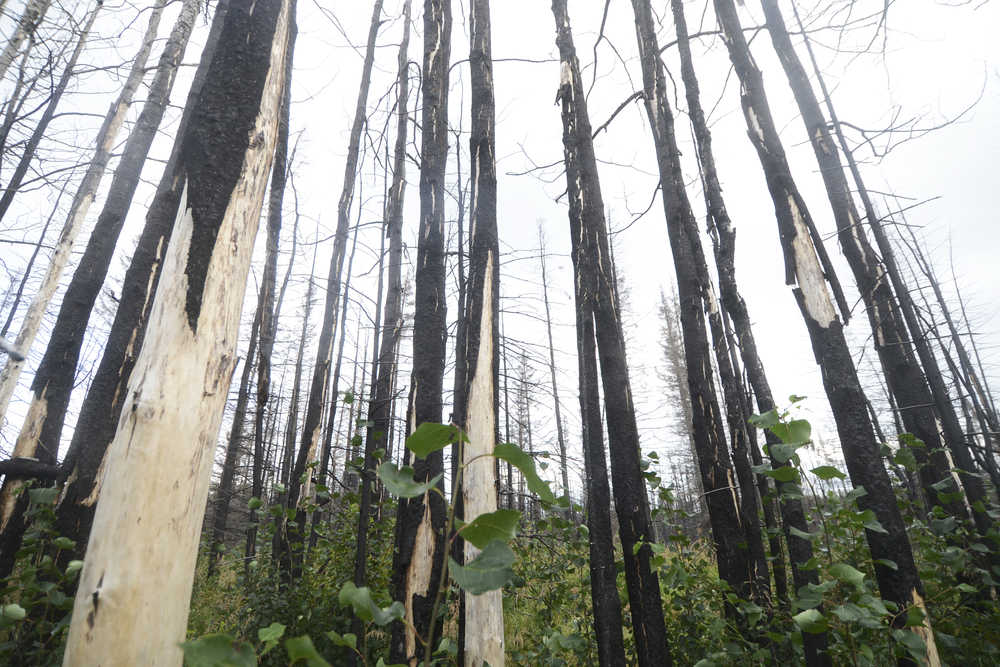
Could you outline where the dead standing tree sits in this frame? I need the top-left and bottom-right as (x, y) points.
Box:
(713, 0), (938, 659)
(63, 0), (293, 662)
(552, 1), (670, 664)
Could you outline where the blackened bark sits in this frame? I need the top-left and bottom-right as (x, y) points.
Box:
(630, 0), (752, 613)
(539, 228), (571, 503)
(760, 0), (968, 524)
(51, 0), (230, 565)
(713, 2), (931, 652)
(552, 2), (670, 664)
(389, 0), (450, 661)
(669, 0), (826, 657)
(281, 2), (383, 575)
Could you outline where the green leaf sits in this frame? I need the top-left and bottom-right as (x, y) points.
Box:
(810, 466), (846, 481)
(248, 497), (263, 511)
(788, 526), (817, 541)
(285, 636), (332, 666)
(893, 447), (918, 472)
(257, 622), (285, 655)
(858, 510), (889, 534)
(773, 419), (811, 445)
(2, 604), (26, 621)
(65, 560), (84, 576)
(52, 536), (75, 550)
(449, 540), (516, 595)
(829, 563), (865, 588)
(891, 629), (927, 660)
(494, 443), (556, 504)
(337, 582), (405, 626)
(904, 605), (925, 628)
(749, 410), (780, 429)
(768, 443), (799, 465)
(179, 634), (256, 667)
(764, 466), (799, 483)
(460, 509), (520, 549)
(792, 608), (828, 634)
(377, 463), (442, 499)
(28, 487), (58, 505)
(325, 631), (357, 650)
(874, 558), (898, 571)
(406, 422), (465, 459)
(830, 603), (866, 623)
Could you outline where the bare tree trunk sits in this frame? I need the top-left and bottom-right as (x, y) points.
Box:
(0, 0), (200, 570)
(280, 0), (383, 575)
(760, 0), (968, 524)
(0, 2), (102, 421)
(713, 1), (936, 659)
(669, 0), (825, 655)
(631, 0), (757, 614)
(63, 0), (293, 661)
(207, 306), (260, 576)
(361, 0), (410, 577)
(0, 0), (51, 83)
(50, 0), (230, 567)
(552, 2), (669, 663)
(538, 226), (570, 503)
(448, 2), (504, 662)
(389, 0), (451, 661)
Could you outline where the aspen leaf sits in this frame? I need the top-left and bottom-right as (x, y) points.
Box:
(406, 422), (465, 458)
(460, 509), (520, 549)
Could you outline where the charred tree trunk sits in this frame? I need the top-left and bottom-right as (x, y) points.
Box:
(50, 0), (231, 565)
(760, 0), (968, 524)
(0, 2), (102, 421)
(539, 226), (571, 503)
(630, 0), (755, 612)
(552, 2), (669, 664)
(279, 0), (383, 575)
(0, 0), (200, 568)
(452, 2), (504, 660)
(63, 0), (293, 661)
(788, 3), (996, 540)
(389, 0), (451, 661)
(713, 1), (937, 659)
(670, 0), (826, 656)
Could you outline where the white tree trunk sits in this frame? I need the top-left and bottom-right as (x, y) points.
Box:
(0, 0), (51, 82)
(462, 251), (504, 666)
(0, 3), (163, 428)
(62, 2), (291, 663)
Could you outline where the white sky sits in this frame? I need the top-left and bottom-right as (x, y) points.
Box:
(1, 0), (997, 498)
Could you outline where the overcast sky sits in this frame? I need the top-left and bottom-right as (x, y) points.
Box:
(1, 0), (997, 495)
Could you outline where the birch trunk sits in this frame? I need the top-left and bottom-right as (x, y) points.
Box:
(63, 0), (291, 661)
(0, 0), (51, 83)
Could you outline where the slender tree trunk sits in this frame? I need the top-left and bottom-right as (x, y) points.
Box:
(389, 0), (451, 661)
(50, 0), (230, 566)
(552, 2), (669, 663)
(0, 2), (102, 421)
(452, 2), (504, 660)
(789, 2), (996, 540)
(631, 0), (755, 612)
(63, 1), (293, 661)
(760, 0), (968, 524)
(538, 227), (570, 503)
(0, 0), (51, 83)
(713, 2), (936, 659)
(669, 0), (825, 655)
(243, 9), (297, 569)
(280, 0), (383, 574)
(0, 0), (200, 570)
(207, 307), (261, 576)
(361, 0), (410, 573)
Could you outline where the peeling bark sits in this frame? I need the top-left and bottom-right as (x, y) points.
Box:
(63, 0), (292, 661)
